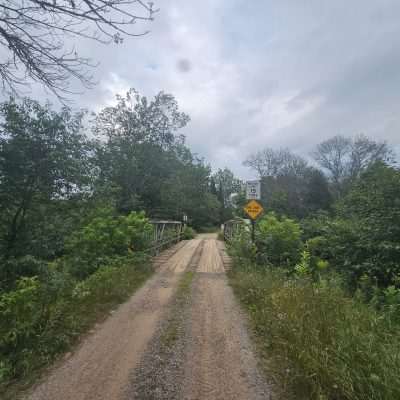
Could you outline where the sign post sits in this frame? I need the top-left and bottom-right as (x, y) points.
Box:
(244, 180), (263, 243)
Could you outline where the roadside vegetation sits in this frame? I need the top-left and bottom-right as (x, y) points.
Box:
(0, 92), (231, 391)
(0, 211), (153, 393)
(229, 153), (400, 399)
(181, 226), (197, 240)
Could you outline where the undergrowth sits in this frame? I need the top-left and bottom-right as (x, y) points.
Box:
(0, 255), (152, 398)
(229, 263), (400, 400)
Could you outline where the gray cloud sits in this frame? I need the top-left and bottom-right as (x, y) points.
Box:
(11, 0), (400, 179)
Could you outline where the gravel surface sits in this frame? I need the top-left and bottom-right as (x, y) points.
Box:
(181, 237), (272, 400)
(128, 240), (205, 400)
(25, 235), (272, 400)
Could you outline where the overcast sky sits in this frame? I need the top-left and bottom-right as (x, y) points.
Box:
(28, 0), (400, 179)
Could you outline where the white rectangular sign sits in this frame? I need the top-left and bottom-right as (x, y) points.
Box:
(246, 180), (261, 200)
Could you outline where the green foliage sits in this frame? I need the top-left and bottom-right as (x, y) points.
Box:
(65, 210), (152, 279)
(313, 135), (394, 199)
(228, 228), (257, 263)
(0, 256), (47, 291)
(255, 213), (303, 266)
(301, 163), (400, 294)
(0, 92), (236, 394)
(293, 238), (330, 281)
(217, 230), (225, 241)
(336, 163), (400, 287)
(213, 168), (242, 223)
(0, 258), (151, 387)
(294, 249), (312, 277)
(181, 226), (196, 240)
(0, 98), (93, 260)
(245, 148), (332, 218)
(93, 89), (221, 228)
(229, 264), (400, 400)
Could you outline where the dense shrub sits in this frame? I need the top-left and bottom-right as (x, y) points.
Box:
(335, 163), (400, 289)
(229, 228), (257, 263)
(65, 210), (152, 279)
(0, 256), (48, 292)
(255, 212), (302, 266)
(300, 164), (400, 294)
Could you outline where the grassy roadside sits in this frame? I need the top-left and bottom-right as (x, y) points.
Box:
(1, 256), (153, 400)
(228, 262), (400, 400)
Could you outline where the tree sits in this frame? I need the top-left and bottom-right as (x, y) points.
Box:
(349, 135), (394, 179)
(93, 89), (219, 228)
(325, 163), (400, 289)
(312, 135), (394, 197)
(93, 89), (190, 213)
(244, 147), (308, 178)
(0, 98), (92, 258)
(0, 1), (156, 97)
(159, 154), (220, 228)
(213, 168), (241, 222)
(303, 168), (332, 213)
(244, 147), (330, 218)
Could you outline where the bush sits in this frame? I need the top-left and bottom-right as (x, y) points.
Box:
(228, 229), (257, 263)
(301, 163), (400, 294)
(181, 226), (196, 240)
(0, 256), (47, 292)
(255, 212), (303, 267)
(65, 209), (152, 279)
(229, 264), (400, 400)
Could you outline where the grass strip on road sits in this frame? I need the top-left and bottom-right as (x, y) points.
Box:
(160, 271), (195, 348)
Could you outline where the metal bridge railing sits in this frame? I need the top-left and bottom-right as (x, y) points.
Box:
(223, 219), (246, 243)
(145, 220), (183, 255)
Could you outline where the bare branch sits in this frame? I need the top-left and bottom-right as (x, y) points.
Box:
(0, 1), (158, 99)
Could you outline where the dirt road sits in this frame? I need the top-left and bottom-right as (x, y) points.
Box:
(26, 235), (271, 400)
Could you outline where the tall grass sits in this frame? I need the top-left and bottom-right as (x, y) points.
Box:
(229, 263), (400, 400)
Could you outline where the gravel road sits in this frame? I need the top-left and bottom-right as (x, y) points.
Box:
(181, 236), (271, 400)
(25, 235), (271, 400)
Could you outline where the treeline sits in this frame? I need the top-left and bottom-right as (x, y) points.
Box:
(244, 134), (394, 218)
(0, 90), (228, 283)
(243, 135), (399, 295)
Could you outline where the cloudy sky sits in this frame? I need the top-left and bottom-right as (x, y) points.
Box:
(29, 0), (400, 178)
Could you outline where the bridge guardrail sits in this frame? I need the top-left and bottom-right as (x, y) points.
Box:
(145, 220), (183, 255)
(223, 219), (247, 243)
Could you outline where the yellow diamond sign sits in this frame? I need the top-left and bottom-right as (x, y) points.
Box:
(244, 200), (264, 220)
